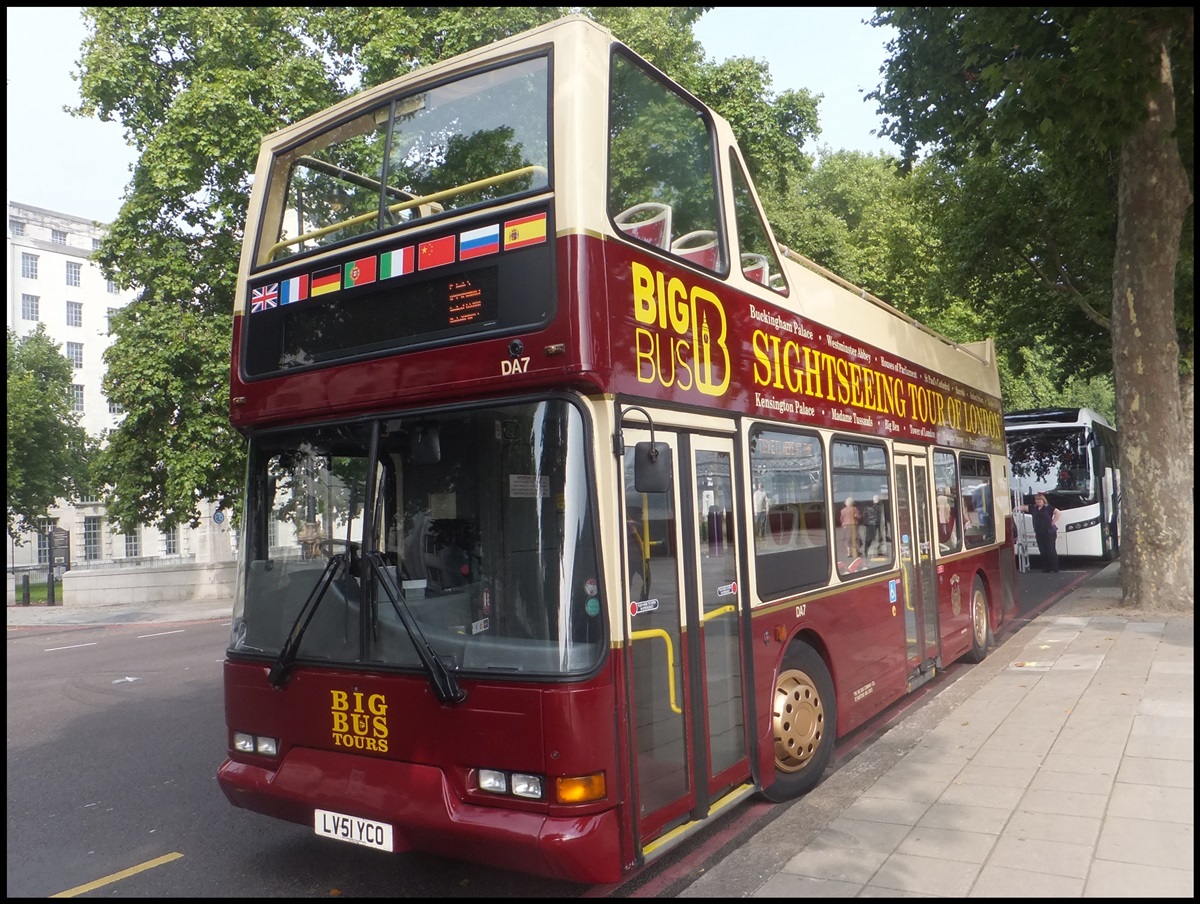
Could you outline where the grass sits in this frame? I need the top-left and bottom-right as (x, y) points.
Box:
(12, 578), (64, 605)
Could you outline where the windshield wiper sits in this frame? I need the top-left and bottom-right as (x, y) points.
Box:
(366, 551), (467, 705)
(267, 555), (346, 688)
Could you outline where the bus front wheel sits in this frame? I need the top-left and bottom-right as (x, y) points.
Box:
(964, 577), (991, 664)
(762, 642), (837, 802)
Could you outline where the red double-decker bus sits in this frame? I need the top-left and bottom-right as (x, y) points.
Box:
(217, 15), (1019, 884)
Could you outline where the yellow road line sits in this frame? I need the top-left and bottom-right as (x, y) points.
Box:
(51, 852), (183, 897)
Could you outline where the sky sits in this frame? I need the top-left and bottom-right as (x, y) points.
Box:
(6, 7), (896, 225)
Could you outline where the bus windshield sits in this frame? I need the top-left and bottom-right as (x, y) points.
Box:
(230, 398), (604, 676)
(263, 55), (549, 264)
(1007, 427), (1095, 507)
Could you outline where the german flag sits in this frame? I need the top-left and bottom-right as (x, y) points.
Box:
(311, 266), (341, 297)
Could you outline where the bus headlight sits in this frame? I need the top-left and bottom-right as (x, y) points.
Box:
(476, 768), (546, 800)
(233, 731), (278, 757)
(511, 773), (543, 799)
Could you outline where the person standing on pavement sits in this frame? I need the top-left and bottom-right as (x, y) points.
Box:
(862, 494), (883, 556)
(1019, 492), (1061, 572)
(753, 481), (770, 538)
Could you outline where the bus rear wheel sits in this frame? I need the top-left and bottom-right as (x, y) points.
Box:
(762, 642), (837, 802)
(965, 577), (990, 664)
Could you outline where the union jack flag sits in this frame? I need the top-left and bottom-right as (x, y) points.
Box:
(251, 283), (279, 313)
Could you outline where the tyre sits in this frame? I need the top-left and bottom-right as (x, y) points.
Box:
(761, 642), (837, 802)
(964, 576), (990, 664)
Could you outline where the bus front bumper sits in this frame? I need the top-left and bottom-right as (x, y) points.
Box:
(216, 749), (623, 884)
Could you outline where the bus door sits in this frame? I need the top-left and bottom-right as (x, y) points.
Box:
(620, 428), (750, 850)
(893, 451), (940, 686)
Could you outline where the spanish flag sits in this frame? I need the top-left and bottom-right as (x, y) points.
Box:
(504, 213), (547, 250)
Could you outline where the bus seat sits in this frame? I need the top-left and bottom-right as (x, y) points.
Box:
(741, 253), (770, 285)
(670, 230), (719, 270)
(614, 202), (673, 250)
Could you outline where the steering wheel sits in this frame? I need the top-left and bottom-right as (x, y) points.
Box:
(319, 538), (361, 557)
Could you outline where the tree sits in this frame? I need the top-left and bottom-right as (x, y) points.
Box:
(6, 327), (88, 540)
(74, 6), (802, 533)
(868, 8), (1193, 611)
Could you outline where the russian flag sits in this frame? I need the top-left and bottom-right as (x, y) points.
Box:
(459, 224), (500, 260)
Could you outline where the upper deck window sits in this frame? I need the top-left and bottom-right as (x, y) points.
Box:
(607, 52), (724, 274)
(263, 56), (550, 266)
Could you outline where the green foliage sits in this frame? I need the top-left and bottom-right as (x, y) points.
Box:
(7, 327), (89, 540)
(95, 300), (243, 533)
(867, 7), (1193, 373)
(73, 6), (721, 532)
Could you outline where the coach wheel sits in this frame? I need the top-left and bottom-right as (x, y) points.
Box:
(762, 642), (837, 802)
(965, 577), (990, 664)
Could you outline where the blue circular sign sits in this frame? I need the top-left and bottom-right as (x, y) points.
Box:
(213, 510), (225, 524)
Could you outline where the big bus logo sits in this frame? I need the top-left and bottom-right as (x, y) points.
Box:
(630, 262), (730, 397)
(330, 690), (389, 753)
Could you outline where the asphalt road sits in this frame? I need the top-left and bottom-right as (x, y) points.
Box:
(5, 558), (1102, 897)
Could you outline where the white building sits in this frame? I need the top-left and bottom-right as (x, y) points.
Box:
(6, 202), (235, 588)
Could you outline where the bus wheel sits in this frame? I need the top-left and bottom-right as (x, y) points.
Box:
(762, 643), (837, 802)
(965, 577), (990, 663)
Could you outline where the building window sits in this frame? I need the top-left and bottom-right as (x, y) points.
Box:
(77, 493), (100, 504)
(72, 384), (85, 413)
(10, 219), (26, 236)
(93, 237), (103, 252)
(84, 516), (103, 560)
(66, 342), (84, 369)
(22, 294), (40, 321)
(108, 398), (124, 414)
(107, 307), (119, 334)
(22, 252), (38, 279)
(66, 261), (82, 287)
(36, 518), (59, 565)
(164, 526), (179, 556)
(107, 279), (120, 295)
(52, 229), (68, 246)
(66, 300), (84, 328)
(125, 530), (141, 558)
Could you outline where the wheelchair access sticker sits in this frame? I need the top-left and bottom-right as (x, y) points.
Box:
(630, 599), (660, 616)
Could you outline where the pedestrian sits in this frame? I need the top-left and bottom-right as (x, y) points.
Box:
(862, 494), (883, 556)
(839, 496), (860, 558)
(1019, 493), (1061, 572)
(753, 481), (770, 538)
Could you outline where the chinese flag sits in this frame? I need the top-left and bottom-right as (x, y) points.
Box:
(418, 235), (456, 270)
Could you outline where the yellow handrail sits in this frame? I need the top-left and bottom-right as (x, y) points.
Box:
(266, 164), (549, 261)
(629, 627), (682, 714)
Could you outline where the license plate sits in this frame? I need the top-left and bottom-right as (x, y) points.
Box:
(314, 808), (394, 852)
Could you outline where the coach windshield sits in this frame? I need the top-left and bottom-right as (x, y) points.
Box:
(230, 398), (605, 678)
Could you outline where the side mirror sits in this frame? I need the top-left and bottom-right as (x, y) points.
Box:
(634, 441), (670, 494)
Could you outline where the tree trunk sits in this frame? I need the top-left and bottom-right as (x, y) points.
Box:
(1111, 37), (1194, 611)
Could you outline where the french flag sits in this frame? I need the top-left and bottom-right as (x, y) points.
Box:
(280, 274), (309, 304)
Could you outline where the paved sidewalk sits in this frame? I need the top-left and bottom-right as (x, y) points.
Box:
(7, 595), (232, 628)
(683, 562), (1194, 898)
